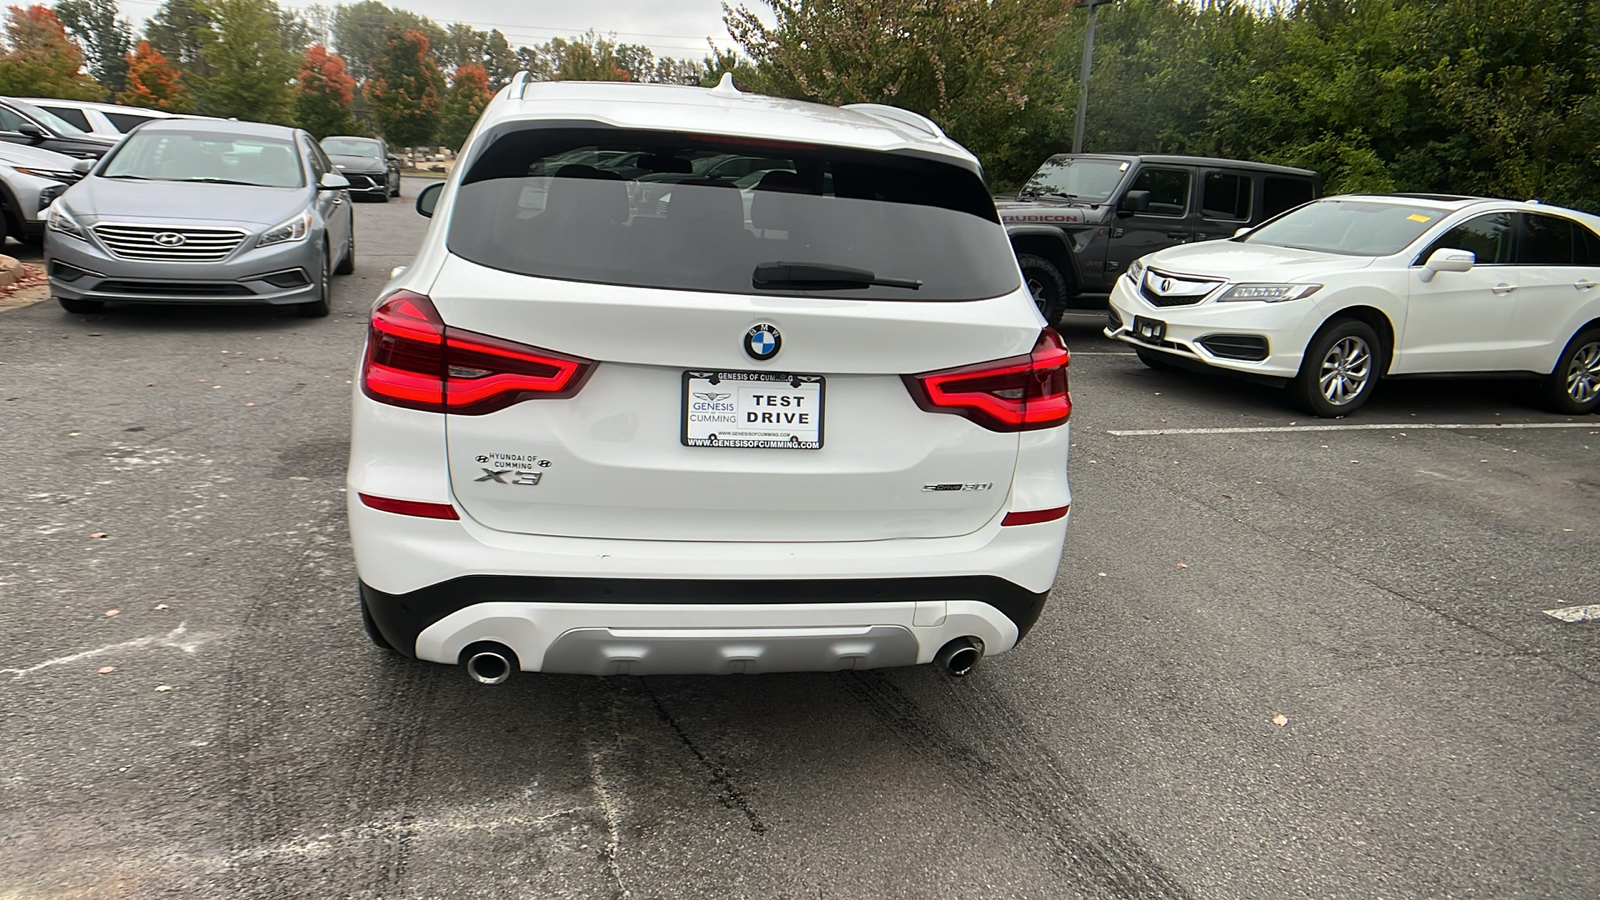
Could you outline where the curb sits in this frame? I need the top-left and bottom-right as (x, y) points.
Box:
(0, 255), (20, 289)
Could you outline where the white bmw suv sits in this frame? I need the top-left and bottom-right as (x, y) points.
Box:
(347, 76), (1072, 682)
(1107, 194), (1600, 416)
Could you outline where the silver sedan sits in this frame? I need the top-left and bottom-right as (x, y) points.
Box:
(44, 119), (354, 317)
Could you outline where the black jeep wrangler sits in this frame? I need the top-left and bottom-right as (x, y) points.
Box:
(997, 154), (1320, 320)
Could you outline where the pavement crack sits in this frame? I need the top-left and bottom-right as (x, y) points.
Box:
(640, 680), (768, 836)
(583, 686), (634, 900)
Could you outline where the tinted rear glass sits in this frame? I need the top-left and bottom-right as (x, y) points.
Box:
(43, 106), (91, 131)
(448, 128), (1018, 301)
(105, 111), (158, 133)
(1263, 177), (1315, 218)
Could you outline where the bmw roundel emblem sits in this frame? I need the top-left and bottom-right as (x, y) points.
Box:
(744, 323), (781, 360)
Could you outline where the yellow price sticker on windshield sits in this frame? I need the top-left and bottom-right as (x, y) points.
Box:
(1407, 214), (1432, 223)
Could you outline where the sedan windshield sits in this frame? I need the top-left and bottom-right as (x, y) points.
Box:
(102, 131), (305, 188)
(1241, 198), (1446, 256)
(322, 138), (382, 158)
(1019, 156), (1128, 201)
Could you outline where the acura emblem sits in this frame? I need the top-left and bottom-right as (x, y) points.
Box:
(1160, 277), (1173, 293)
(153, 232), (186, 247)
(744, 323), (781, 360)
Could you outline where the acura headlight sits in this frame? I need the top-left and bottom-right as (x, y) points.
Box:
(257, 209), (312, 248)
(1126, 258), (1146, 283)
(47, 204), (86, 240)
(1217, 283), (1322, 303)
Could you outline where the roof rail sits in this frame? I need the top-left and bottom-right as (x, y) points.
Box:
(508, 70), (530, 99)
(840, 103), (947, 141)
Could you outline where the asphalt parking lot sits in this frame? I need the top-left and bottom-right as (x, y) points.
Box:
(1, 180), (1596, 899)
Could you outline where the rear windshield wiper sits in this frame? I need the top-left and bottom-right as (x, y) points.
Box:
(752, 262), (922, 291)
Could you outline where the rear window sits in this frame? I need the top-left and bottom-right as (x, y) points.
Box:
(105, 111), (158, 133)
(1263, 176), (1315, 218)
(447, 128), (1019, 301)
(42, 105), (91, 131)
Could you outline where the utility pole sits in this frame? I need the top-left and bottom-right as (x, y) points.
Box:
(1071, 0), (1115, 154)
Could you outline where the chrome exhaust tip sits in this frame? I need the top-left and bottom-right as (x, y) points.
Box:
(934, 637), (984, 678)
(462, 643), (517, 685)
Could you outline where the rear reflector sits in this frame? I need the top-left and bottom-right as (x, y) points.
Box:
(904, 329), (1072, 432)
(361, 290), (595, 415)
(1001, 505), (1070, 527)
(358, 493), (461, 520)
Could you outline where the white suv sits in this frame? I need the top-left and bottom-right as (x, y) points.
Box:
(1107, 194), (1600, 416)
(347, 75), (1073, 682)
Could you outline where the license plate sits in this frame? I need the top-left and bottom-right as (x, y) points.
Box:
(682, 371), (824, 449)
(1133, 316), (1167, 343)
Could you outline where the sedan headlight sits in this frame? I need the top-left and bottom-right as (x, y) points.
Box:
(47, 204), (86, 240)
(1126, 258), (1146, 284)
(257, 209), (313, 248)
(1217, 283), (1322, 303)
(11, 165), (78, 182)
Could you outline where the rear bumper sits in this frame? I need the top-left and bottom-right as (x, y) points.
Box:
(363, 577), (1045, 675)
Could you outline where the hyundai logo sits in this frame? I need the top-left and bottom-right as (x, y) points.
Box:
(744, 323), (781, 360)
(153, 232), (186, 247)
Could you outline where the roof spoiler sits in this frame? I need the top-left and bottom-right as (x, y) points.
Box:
(841, 103), (948, 141)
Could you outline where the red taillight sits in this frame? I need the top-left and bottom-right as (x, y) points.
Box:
(360, 290), (595, 415)
(358, 493), (460, 520)
(904, 329), (1072, 432)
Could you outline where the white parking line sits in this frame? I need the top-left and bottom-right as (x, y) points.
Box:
(1544, 605), (1600, 624)
(1107, 422), (1600, 436)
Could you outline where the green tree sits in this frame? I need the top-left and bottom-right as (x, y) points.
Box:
(117, 39), (193, 111)
(144, 0), (215, 80)
(725, 0), (1072, 185)
(438, 62), (490, 150)
(198, 0), (295, 122)
(332, 0), (446, 83)
(0, 5), (104, 100)
(55, 0), (132, 95)
(367, 27), (445, 147)
(292, 43), (356, 138)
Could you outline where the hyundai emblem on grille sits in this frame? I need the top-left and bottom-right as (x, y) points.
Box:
(153, 232), (186, 247)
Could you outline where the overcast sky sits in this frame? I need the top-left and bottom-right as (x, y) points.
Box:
(113, 0), (752, 60)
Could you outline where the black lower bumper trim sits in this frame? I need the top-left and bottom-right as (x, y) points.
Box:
(360, 574), (1051, 659)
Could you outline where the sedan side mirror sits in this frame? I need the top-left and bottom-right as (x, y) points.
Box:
(17, 123), (47, 140)
(1118, 189), (1151, 216)
(1419, 247), (1474, 283)
(318, 171), (350, 190)
(416, 181), (443, 218)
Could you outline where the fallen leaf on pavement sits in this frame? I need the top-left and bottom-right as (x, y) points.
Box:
(97, 666), (115, 674)
(1272, 714), (1288, 727)
(1176, 562), (1189, 569)
(90, 532), (107, 539)
(153, 603), (168, 610)
(104, 609), (119, 617)
(154, 684), (173, 693)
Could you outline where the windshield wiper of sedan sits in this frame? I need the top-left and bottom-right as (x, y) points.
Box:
(752, 261), (922, 291)
(100, 174), (153, 180)
(176, 177), (273, 187)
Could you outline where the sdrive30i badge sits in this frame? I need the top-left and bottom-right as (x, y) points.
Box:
(744, 323), (781, 360)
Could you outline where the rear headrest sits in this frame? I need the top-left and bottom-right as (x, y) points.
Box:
(750, 170), (809, 231)
(669, 178), (744, 231)
(544, 164), (627, 226)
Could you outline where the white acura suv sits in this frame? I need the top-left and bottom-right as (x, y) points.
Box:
(1107, 194), (1600, 416)
(347, 76), (1072, 682)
